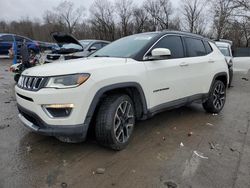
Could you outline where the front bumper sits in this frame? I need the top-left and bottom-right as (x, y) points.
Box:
(15, 84), (92, 125)
(18, 104), (88, 138)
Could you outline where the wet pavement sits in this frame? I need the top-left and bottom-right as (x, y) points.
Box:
(0, 59), (250, 188)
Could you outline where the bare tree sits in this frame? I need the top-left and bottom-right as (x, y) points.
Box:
(144, 0), (173, 30)
(181, 0), (208, 34)
(143, 0), (159, 31)
(0, 21), (8, 33)
(169, 16), (181, 30)
(212, 0), (237, 39)
(89, 0), (116, 40)
(115, 0), (134, 36)
(0, 0), (248, 47)
(223, 20), (244, 47)
(234, 0), (250, 10)
(157, 0), (173, 29)
(42, 11), (66, 41)
(132, 7), (148, 33)
(55, 1), (85, 34)
(44, 1), (85, 34)
(240, 17), (250, 47)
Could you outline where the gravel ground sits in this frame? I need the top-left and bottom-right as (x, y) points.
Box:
(0, 59), (250, 188)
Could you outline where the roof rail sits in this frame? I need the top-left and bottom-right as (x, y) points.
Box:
(214, 39), (233, 46)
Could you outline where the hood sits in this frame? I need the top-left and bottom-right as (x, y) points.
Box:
(51, 32), (83, 48)
(22, 57), (128, 77)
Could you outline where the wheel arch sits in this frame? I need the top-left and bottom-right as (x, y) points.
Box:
(83, 82), (148, 128)
(210, 72), (228, 92)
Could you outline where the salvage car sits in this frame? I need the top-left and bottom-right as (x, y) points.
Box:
(215, 40), (233, 87)
(233, 48), (250, 73)
(16, 31), (229, 150)
(44, 32), (110, 63)
(0, 33), (40, 57)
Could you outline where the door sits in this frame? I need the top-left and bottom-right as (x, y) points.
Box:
(0, 35), (13, 55)
(183, 37), (212, 95)
(144, 35), (191, 109)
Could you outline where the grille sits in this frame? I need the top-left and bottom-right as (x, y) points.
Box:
(47, 54), (60, 60)
(17, 76), (47, 91)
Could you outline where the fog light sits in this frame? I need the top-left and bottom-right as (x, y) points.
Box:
(42, 104), (74, 118)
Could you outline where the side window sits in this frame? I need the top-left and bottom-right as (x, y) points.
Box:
(184, 38), (206, 57)
(15, 36), (32, 43)
(101, 42), (108, 47)
(15, 36), (24, 42)
(1, 35), (13, 42)
(149, 35), (185, 59)
(24, 38), (32, 43)
(91, 43), (102, 50)
(204, 41), (213, 54)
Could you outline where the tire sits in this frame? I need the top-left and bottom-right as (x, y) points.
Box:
(95, 94), (135, 150)
(228, 68), (233, 87)
(203, 80), (226, 113)
(14, 74), (20, 83)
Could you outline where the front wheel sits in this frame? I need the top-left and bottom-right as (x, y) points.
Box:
(14, 74), (20, 83)
(203, 80), (226, 113)
(95, 94), (135, 150)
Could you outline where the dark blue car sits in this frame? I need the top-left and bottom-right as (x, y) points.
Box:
(0, 33), (40, 57)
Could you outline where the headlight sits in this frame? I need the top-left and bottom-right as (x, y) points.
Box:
(45, 73), (90, 89)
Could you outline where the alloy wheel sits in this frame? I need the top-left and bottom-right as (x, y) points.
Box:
(113, 101), (135, 143)
(213, 82), (226, 110)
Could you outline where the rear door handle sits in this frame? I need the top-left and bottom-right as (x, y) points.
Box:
(208, 60), (215, 63)
(179, 62), (189, 67)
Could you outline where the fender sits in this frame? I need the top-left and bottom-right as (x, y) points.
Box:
(209, 72), (228, 92)
(83, 82), (148, 127)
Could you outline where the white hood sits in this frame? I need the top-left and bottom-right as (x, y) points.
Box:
(22, 57), (127, 77)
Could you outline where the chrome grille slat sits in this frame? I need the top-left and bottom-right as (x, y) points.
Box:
(38, 78), (44, 89)
(32, 78), (38, 89)
(17, 76), (46, 91)
(21, 76), (25, 88)
(25, 77), (29, 88)
(27, 77), (33, 89)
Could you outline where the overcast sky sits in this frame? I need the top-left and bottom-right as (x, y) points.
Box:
(0, 0), (179, 21)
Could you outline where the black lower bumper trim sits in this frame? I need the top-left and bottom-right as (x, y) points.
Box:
(17, 104), (88, 139)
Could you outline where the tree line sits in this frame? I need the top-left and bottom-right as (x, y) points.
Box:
(0, 0), (249, 47)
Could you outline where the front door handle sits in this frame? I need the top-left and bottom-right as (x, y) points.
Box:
(208, 60), (215, 63)
(179, 62), (189, 67)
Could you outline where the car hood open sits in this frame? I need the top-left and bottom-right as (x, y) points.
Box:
(51, 32), (83, 48)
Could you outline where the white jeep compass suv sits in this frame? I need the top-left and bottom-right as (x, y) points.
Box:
(16, 31), (229, 150)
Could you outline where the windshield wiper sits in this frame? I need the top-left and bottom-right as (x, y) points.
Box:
(94, 55), (110, 57)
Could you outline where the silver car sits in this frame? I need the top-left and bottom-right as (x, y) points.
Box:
(45, 32), (110, 63)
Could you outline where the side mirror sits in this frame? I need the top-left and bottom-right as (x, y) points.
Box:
(145, 48), (171, 61)
(89, 46), (97, 52)
(152, 48), (171, 58)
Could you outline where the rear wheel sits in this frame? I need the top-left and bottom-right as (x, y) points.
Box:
(203, 80), (226, 113)
(228, 68), (233, 87)
(95, 94), (135, 150)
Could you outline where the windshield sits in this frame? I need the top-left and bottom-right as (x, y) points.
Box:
(79, 40), (92, 49)
(218, 47), (230, 57)
(91, 33), (158, 58)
